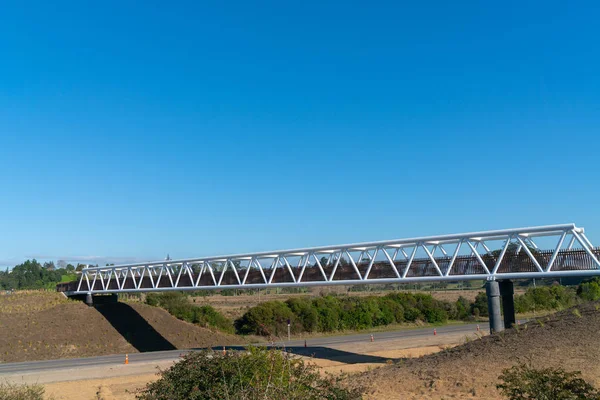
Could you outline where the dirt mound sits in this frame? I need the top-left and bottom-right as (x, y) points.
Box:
(353, 301), (600, 399)
(0, 292), (242, 363)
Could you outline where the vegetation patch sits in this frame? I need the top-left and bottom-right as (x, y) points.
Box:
(136, 346), (362, 400)
(0, 382), (50, 400)
(234, 292), (476, 336)
(497, 362), (600, 399)
(146, 292), (233, 333)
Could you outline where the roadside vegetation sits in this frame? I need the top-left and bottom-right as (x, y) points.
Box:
(144, 278), (600, 337)
(136, 346), (362, 400)
(145, 292), (234, 333)
(497, 362), (600, 399)
(0, 382), (50, 400)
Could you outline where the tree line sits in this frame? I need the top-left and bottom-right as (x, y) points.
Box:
(0, 259), (90, 290)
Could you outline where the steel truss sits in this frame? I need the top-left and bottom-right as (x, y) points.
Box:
(63, 224), (600, 295)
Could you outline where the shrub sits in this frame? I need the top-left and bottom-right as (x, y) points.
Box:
(497, 363), (600, 400)
(312, 296), (343, 332)
(145, 292), (233, 333)
(577, 278), (600, 301)
(514, 287), (577, 313)
(377, 297), (404, 324)
(471, 292), (489, 317)
(235, 291), (473, 336)
(455, 296), (471, 320)
(235, 301), (294, 336)
(286, 297), (318, 332)
(0, 382), (49, 400)
(136, 347), (362, 400)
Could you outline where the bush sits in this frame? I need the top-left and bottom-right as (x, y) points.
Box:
(497, 363), (600, 399)
(136, 347), (362, 400)
(514, 286), (577, 313)
(455, 296), (472, 320)
(286, 297), (318, 332)
(471, 292), (489, 317)
(145, 292), (233, 333)
(577, 278), (600, 301)
(235, 292), (459, 336)
(235, 301), (294, 336)
(0, 382), (48, 400)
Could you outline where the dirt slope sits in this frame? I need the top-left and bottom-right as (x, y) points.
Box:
(353, 301), (600, 399)
(0, 291), (241, 363)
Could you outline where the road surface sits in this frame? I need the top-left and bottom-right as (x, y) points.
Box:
(0, 322), (483, 376)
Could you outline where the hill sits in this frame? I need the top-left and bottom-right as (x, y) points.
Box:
(352, 300), (600, 399)
(0, 291), (242, 363)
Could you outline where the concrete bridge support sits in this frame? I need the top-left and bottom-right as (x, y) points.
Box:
(500, 280), (516, 329)
(486, 280), (516, 334)
(486, 281), (504, 334)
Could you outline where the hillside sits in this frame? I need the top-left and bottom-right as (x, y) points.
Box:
(0, 291), (242, 363)
(352, 300), (600, 399)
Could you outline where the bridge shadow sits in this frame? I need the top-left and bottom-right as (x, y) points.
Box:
(95, 303), (176, 352)
(203, 346), (391, 364)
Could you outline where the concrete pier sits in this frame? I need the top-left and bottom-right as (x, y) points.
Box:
(500, 280), (516, 328)
(486, 280), (504, 334)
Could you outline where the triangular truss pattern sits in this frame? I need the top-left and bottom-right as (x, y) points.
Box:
(63, 224), (600, 295)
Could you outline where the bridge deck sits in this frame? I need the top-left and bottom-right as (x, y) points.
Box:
(57, 248), (600, 294)
(56, 224), (600, 295)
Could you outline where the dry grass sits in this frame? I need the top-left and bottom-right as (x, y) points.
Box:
(352, 301), (600, 399)
(0, 291), (242, 363)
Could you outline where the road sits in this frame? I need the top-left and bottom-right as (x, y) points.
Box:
(0, 322), (483, 375)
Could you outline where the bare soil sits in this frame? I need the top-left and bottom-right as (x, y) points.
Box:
(0, 292), (241, 363)
(352, 301), (600, 399)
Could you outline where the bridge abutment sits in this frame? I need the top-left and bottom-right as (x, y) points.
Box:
(71, 293), (118, 307)
(486, 281), (503, 333)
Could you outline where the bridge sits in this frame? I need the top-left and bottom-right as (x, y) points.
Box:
(57, 223), (600, 333)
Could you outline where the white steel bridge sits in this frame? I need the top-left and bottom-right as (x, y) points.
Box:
(57, 224), (600, 296)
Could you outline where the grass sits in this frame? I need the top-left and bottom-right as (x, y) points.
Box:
(0, 382), (51, 400)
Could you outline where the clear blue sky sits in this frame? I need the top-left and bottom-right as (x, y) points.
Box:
(1, 1), (599, 267)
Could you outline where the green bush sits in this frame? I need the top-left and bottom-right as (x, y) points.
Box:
(0, 382), (49, 400)
(577, 278), (600, 301)
(497, 362), (600, 399)
(235, 292), (459, 336)
(145, 292), (233, 333)
(312, 296), (343, 332)
(286, 297), (318, 332)
(455, 296), (472, 320)
(514, 286), (577, 313)
(235, 301), (295, 336)
(471, 292), (489, 317)
(136, 347), (362, 400)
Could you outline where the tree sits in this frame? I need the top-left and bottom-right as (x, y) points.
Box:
(57, 260), (67, 270)
(43, 261), (55, 271)
(66, 264), (75, 272)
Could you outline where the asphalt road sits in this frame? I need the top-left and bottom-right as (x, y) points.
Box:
(0, 322), (483, 375)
